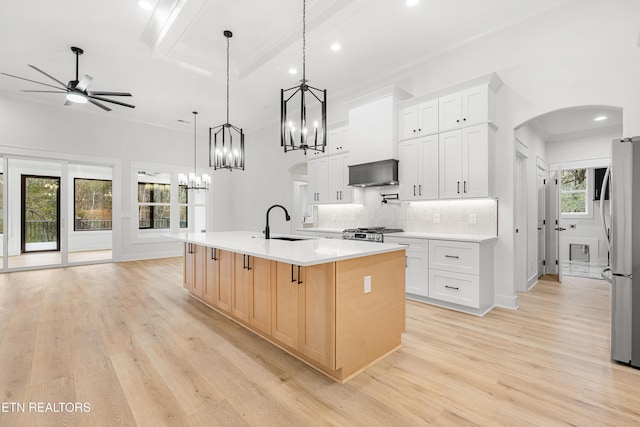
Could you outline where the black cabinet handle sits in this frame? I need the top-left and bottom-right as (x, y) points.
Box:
(457, 181), (460, 194)
(445, 285), (459, 291)
(211, 247), (218, 261)
(463, 118), (467, 121)
(456, 119), (460, 123)
(246, 255), (252, 271)
(187, 243), (194, 254)
(291, 264), (296, 283)
(418, 184), (422, 196)
(445, 255), (460, 259)
(463, 181), (467, 193)
(297, 265), (302, 285)
(413, 185), (416, 196)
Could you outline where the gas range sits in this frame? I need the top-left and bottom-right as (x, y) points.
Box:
(342, 227), (404, 243)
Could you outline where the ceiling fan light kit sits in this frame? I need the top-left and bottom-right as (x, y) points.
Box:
(210, 30), (245, 171)
(280, 0), (327, 155)
(1, 46), (135, 111)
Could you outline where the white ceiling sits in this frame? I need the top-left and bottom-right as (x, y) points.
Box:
(0, 0), (574, 132)
(527, 106), (623, 142)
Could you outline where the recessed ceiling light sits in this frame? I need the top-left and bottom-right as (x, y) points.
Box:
(330, 43), (341, 52)
(289, 68), (298, 75)
(137, 0), (154, 10)
(594, 115), (608, 121)
(406, 0), (420, 6)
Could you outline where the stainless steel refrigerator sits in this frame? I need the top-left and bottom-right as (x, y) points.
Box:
(601, 136), (640, 368)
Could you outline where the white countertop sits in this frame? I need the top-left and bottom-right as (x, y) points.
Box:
(296, 228), (497, 243)
(167, 231), (405, 266)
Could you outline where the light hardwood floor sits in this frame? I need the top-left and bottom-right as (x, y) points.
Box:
(0, 258), (639, 426)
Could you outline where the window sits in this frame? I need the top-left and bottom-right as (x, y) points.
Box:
(178, 184), (188, 229)
(138, 182), (171, 229)
(74, 178), (112, 231)
(561, 169), (588, 215)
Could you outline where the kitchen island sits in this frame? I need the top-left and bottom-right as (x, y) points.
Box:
(169, 231), (406, 383)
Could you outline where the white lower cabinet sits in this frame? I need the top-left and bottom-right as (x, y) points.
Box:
(428, 239), (495, 314)
(385, 237), (428, 297)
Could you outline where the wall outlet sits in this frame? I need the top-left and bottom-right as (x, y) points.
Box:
(364, 276), (371, 294)
(470, 214), (477, 224)
(433, 213), (440, 224)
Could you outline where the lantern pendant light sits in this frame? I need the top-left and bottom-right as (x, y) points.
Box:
(280, 0), (327, 154)
(179, 111), (211, 191)
(210, 30), (245, 171)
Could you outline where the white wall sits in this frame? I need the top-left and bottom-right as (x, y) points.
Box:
(514, 124), (547, 287)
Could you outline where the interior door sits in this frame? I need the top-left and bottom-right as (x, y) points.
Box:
(550, 171), (563, 282)
(537, 169), (546, 277)
(21, 175), (60, 253)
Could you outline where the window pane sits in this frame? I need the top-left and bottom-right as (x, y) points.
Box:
(561, 192), (585, 213)
(152, 206), (170, 229)
(138, 182), (152, 203)
(180, 206), (188, 229)
(154, 184), (171, 203)
(561, 169), (586, 191)
(179, 185), (188, 204)
(138, 205), (151, 229)
(74, 178), (112, 231)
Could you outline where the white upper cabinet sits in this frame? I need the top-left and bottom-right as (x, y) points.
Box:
(328, 153), (353, 203)
(399, 134), (439, 201)
(438, 85), (491, 132)
(308, 125), (349, 158)
(307, 157), (329, 203)
(398, 99), (438, 140)
(439, 123), (494, 199)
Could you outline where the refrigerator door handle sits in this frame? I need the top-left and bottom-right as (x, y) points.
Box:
(599, 165), (611, 252)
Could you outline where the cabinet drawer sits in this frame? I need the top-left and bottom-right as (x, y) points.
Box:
(429, 240), (479, 274)
(428, 269), (479, 308)
(384, 237), (428, 253)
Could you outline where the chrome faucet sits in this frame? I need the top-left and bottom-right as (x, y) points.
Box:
(264, 204), (291, 239)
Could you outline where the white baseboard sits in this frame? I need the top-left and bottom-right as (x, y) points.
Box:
(119, 250), (182, 262)
(495, 293), (519, 310)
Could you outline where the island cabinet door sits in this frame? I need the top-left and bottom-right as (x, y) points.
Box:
(272, 262), (300, 350)
(203, 247), (219, 305)
(249, 257), (273, 335)
(299, 263), (336, 370)
(192, 244), (206, 299)
(184, 243), (195, 291)
(214, 249), (233, 313)
(232, 253), (252, 322)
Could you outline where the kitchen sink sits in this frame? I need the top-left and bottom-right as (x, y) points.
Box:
(270, 236), (310, 241)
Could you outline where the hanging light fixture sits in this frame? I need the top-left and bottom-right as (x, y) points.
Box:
(210, 30), (245, 171)
(281, 0), (327, 154)
(179, 111), (211, 190)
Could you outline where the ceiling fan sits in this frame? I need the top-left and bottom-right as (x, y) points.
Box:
(1, 46), (135, 111)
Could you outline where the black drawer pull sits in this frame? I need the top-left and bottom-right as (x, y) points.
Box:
(444, 285), (459, 291)
(444, 255), (460, 259)
(211, 247), (218, 261)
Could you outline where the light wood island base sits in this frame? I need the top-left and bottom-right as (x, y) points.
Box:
(184, 243), (406, 383)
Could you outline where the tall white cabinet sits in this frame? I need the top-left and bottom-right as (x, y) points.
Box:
(397, 75), (502, 201)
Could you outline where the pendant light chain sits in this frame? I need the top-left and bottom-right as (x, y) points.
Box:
(226, 34), (230, 124)
(302, 0), (306, 83)
(193, 111), (197, 176)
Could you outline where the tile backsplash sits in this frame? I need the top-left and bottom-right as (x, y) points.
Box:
(315, 185), (497, 235)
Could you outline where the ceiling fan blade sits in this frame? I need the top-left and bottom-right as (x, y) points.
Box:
(88, 98), (112, 111)
(76, 75), (93, 91)
(88, 95), (135, 109)
(1, 72), (65, 90)
(28, 65), (68, 88)
(22, 90), (67, 93)
(88, 91), (132, 97)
